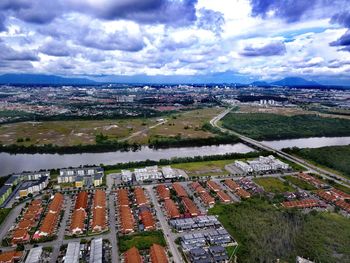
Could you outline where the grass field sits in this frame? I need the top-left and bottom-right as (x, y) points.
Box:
(0, 208), (11, 226)
(209, 199), (350, 263)
(171, 159), (234, 177)
(222, 113), (350, 140)
(129, 107), (223, 144)
(253, 177), (296, 193)
(118, 231), (166, 252)
(284, 145), (350, 179)
(0, 107), (222, 147)
(283, 175), (317, 190)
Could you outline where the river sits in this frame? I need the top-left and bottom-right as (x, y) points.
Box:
(1, 136), (350, 177)
(0, 143), (253, 176)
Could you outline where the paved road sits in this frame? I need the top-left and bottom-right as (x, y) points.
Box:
(50, 195), (73, 263)
(210, 108), (350, 187)
(0, 200), (28, 243)
(106, 172), (120, 263)
(145, 185), (183, 263)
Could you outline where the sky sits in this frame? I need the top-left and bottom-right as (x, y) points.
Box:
(0, 0), (350, 85)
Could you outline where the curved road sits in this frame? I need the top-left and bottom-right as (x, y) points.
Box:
(210, 108), (350, 187)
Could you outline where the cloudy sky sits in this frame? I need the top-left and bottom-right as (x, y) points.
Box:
(1, 0), (350, 84)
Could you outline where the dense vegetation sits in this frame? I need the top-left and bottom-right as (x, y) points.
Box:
(222, 113), (350, 140)
(209, 198), (350, 263)
(0, 208), (11, 226)
(148, 133), (240, 148)
(283, 175), (316, 190)
(284, 145), (350, 178)
(118, 231), (166, 252)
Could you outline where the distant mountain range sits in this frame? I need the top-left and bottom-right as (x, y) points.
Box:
(0, 73), (339, 88)
(0, 74), (97, 85)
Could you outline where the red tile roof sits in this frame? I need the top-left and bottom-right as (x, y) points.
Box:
(92, 207), (106, 232)
(0, 251), (23, 263)
(182, 197), (200, 217)
(156, 184), (170, 200)
(190, 182), (206, 194)
(172, 183), (188, 197)
(282, 199), (319, 208)
(199, 191), (215, 206)
(224, 179), (240, 191)
(39, 212), (59, 236)
(316, 190), (338, 203)
(124, 247), (142, 263)
(48, 193), (64, 213)
(217, 191), (232, 203)
(93, 190), (106, 208)
(134, 187), (149, 207)
(119, 206), (135, 234)
(332, 189), (350, 200)
(335, 200), (350, 213)
(139, 210), (155, 230)
(12, 229), (29, 244)
(75, 191), (88, 210)
(150, 244), (168, 263)
(235, 188), (251, 199)
(206, 181), (221, 192)
(164, 199), (180, 219)
(70, 209), (86, 234)
(117, 189), (130, 207)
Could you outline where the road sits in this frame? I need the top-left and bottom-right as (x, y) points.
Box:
(106, 174), (119, 263)
(145, 185), (183, 263)
(50, 195), (73, 263)
(0, 200), (29, 243)
(210, 107), (350, 187)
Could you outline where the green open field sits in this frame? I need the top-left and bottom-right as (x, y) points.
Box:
(222, 113), (350, 140)
(171, 159), (234, 177)
(0, 208), (11, 226)
(283, 175), (317, 190)
(118, 231), (166, 252)
(253, 177), (296, 193)
(284, 145), (350, 179)
(209, 199), (350, 263)
(129, 107), (223, 144)
(0, 107), (222, 147)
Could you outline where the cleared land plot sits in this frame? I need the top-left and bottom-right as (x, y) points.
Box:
(253, 177), (295, 193)
(222, 113), (350, 140)
(171, 159), (234, 177)
(283, 175), (317, 190)
(284, 145), (350, 179)
(118, 230), (166, 252)
(0, 118), (154, 146)
(129, 107), (223, 144)
(209, 199), (350, 263)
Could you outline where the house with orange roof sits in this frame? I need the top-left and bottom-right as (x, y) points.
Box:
(150, 244), (168, 263)
(164, 199), (181, 219)
(134, 187), (149, 207)
(206, 181), (221, 192)
(0, 250), (23, 263)
(124, 247), (142, 263)
(172, 183), (188, 197)
(156, 184), (170, 201)
(217, 191), (232, 203)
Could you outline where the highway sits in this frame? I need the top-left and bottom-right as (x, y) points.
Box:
(210, 107), (350, 187)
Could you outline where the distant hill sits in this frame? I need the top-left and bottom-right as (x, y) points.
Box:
(270, 77), (321, 87)
(250, 81), (270, 87)
(0, 74), (97, 85)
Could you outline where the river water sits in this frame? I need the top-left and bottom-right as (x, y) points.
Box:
(1, 136), (350, 177)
